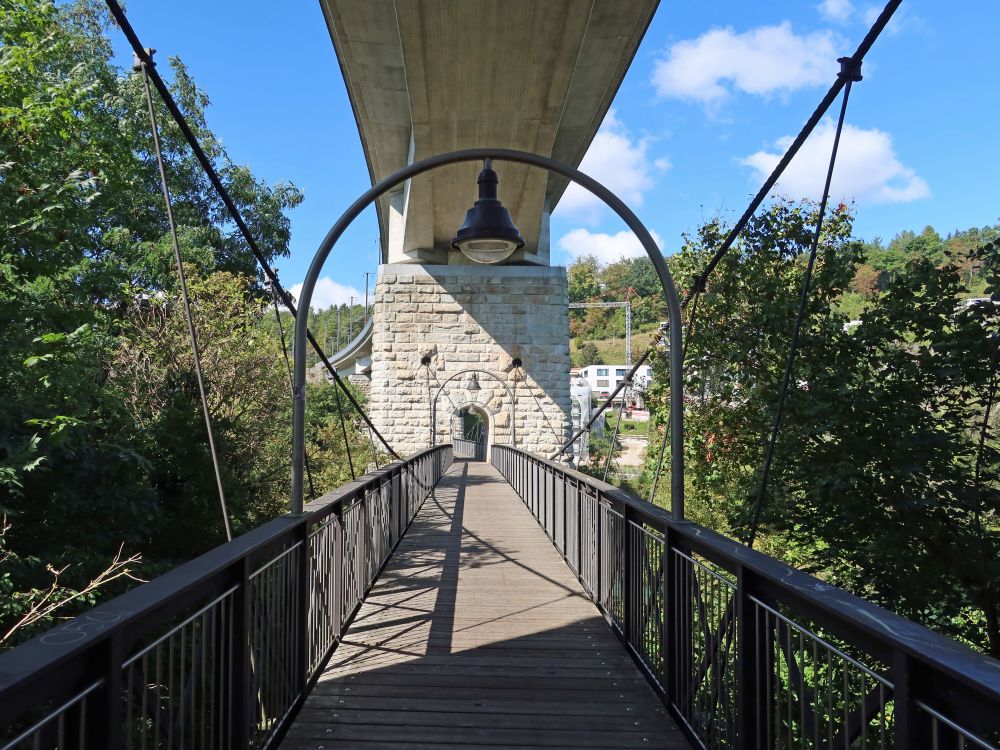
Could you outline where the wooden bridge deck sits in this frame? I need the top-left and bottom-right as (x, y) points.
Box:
(281, 459), (688, 749)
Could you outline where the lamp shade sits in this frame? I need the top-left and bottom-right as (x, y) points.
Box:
(465, 373), (481, 392)
(451, 159), (524, 264)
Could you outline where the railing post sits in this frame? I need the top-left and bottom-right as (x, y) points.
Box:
(596, 492), (604, 608)
(561, 470), (568, 555)
(88, 632), (123, 748)
(333, 505), (344, 641)
(893, 651), (932, 749)
(576, 478), (583, 575)
(230, 556), (252, 750)
(623, 504), (634, 646)
(736, 565), (763, 750)
(390, 468), (400, 544)
(296, 517), (310, 704)
(663, 525), (677, 709)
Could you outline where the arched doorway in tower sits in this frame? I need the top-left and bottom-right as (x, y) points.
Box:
(451, 404), (490, 461)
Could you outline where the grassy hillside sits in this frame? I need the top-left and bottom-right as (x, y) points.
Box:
(571, 329), (659, 367)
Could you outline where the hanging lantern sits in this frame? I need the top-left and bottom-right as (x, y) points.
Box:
(451, 159), (524, 264)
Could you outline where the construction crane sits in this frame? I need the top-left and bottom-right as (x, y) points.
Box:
(569, 291), (635, 367)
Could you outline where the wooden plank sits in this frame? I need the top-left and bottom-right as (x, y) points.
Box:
(283, 722), (675, 747)
(291, 707), (664, 731)
(280, 459), (688, 748)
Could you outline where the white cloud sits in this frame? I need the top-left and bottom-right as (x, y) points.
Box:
(289, 277), (364, 311)
(818, 0), (854, 23)
(556, 110), (667, 223)
(739, 120), (929, 204)
(558, 228), (664, 265)
(862, 5), (883, 26)
(651, 23), (841, 105)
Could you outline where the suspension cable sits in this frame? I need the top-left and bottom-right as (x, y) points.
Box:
(268, 282), (326, 493)
(603, 381), (630, 483)
(104, 0), (401, 462)
(367, 422), (380, 471)
(745, 60), (861, 549)
(681, 0), (900, 310)
(138, 54), (232, 541)
(555, 0), (900, 461)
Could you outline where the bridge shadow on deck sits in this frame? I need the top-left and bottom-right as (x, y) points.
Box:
(281, 459), (688, 749)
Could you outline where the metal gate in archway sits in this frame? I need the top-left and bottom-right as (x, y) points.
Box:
(452, 405), (488, 460)
(430, 368), (516, 462)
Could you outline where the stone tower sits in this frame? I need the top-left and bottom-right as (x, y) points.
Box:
(320, 0), (659, 457)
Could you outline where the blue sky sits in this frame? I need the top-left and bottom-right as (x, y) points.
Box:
(110, 1), (1000, 309)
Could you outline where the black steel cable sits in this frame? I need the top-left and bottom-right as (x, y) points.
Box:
(602, 382), (629, 483)
(555, 0), (899, 461)
(974, 331), (1000, 488)
(368, 423), (380, 471)
(680, 0), (900, 311)
(268, 283), (325, 494)
(745, 70), (859, 550)
(139, 57), (232, 542)
(104, 0), (401, 462)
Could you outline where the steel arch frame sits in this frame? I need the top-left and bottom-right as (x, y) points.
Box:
(293, 148), (684, 520)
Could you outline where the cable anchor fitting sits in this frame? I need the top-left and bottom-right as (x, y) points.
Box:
(837, 56), (863, 83)
(132, 48), (156, 73)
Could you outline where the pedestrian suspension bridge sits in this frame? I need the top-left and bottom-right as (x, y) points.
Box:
(1, 0), (1000, 748)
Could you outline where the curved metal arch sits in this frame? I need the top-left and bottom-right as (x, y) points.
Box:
(430, 368), (516, 449)
(293, 148), (684, 520)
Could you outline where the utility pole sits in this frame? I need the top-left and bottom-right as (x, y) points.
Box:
(348, 296), (355, 340)
(336, 305), (342, 350)
(364, 271), (374, 323)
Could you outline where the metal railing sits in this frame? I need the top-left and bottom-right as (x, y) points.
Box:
(0, 446), (453, 750)
(453, 438), (486, 461)
(492, 445), (1000, 750)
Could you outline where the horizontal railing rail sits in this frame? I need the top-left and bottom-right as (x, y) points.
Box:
(492, 444), (1000, 750)
(0, 445), (453, 750)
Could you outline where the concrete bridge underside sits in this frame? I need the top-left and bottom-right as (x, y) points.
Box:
(320, 0), (659, 265)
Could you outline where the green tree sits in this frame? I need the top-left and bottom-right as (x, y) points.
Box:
(573, 341), (603, 367)
(642, 202), (1000, 656)
(567, 255), (601, 302)
(0, 0), (303, 643)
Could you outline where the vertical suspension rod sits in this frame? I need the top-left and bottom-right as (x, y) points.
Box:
(139, 55), (232, 541)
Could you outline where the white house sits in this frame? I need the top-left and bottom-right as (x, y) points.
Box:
(575, 364), (653, 400)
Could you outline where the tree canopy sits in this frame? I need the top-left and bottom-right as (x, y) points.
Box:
(0, 0), (372, 646)
(640, 202), (1000, 657)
